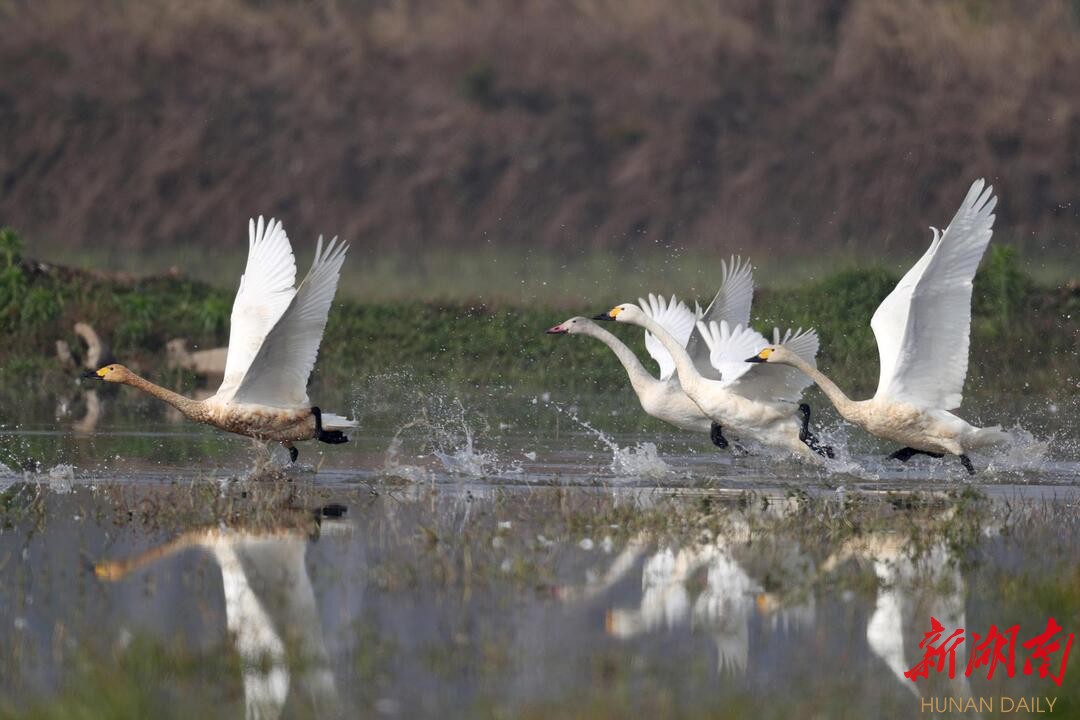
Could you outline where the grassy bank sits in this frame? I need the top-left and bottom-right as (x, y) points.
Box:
(0, 228), (1076, 403)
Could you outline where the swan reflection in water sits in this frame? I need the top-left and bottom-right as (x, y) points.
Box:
(563, 498), (971, 699)
(822, 524), (972, 702)
(95, 505), (348, 720)
(561, 504), (816, 677)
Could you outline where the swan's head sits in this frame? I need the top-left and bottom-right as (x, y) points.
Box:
(85, 364), (135, 383)
(745, 346), (799, 366)
(546, 316), (591, 335)
(593, 303), (643, 324)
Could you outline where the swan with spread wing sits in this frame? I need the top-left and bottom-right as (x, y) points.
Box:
(592, 298), (832, 459)
(746, 179), (1009, 473)
(547, 257), (755, 449)
(86, 217), (356, 461)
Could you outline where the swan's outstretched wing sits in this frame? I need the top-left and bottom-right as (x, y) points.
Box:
(871, 180), (996, 409)
(685, 256), (754, 381)
(232, 236), (349, 408)
(638, 294), (698, 381)
(699, 321), (818, 403)
(696, 320), (770, 385)
(217, 217), (298, 401)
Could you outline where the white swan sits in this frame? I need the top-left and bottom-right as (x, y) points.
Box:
(593, 304), (830, 458)
(87, 217), (357, 462)
(547, 257), (755, 448)
(746, 179), (1009, 474)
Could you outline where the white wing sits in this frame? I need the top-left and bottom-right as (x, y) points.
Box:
(216, 217), (297, 401)
(698, 321), (818, 403)
(638, 294), (698, 381)
(685, 256), (755, 381)
(696, 320), (770, 385)
(231, 236), (349, 408)
(871, 179), (996, 409)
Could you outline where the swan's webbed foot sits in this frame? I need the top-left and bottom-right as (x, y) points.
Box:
(887, 447), (944, 462)
(312, 406), (350, 445)
(284, 443), (299, 463)
(710, 422), (729, 449)
(959, 454), (975, 475)
(797, 403), (834, 459)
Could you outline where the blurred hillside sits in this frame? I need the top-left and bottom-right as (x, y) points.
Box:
(1, 0), (1079, 262)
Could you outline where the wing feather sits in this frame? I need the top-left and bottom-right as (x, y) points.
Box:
(696, 320), (770, 385)
(697, 321), (818, 403)
(231, 236), (349, 408)
(685, 256), (754, 382)
(871, 179), (996, 409)
(638, 293), (698, 381)
(216, 217), (298, 401)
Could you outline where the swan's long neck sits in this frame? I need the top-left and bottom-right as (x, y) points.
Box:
(123, 373), (205, 420)
(96, 530), (211, 580)
(581, 323), (657, 396)
(782, 354), (860, 420)
(630, 314), (703, 392)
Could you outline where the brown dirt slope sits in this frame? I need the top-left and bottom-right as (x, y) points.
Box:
(1, 0), (1079, 254)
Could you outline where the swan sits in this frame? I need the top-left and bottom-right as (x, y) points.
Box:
(86, 217), (357, 461)
(547, 257), (755, 449)
(593, 304), (831, 458)
(746, 179), (1009, 474)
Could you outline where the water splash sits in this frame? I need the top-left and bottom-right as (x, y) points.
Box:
(543, 399), (671, 479)
(984, 425), (1051, 473)
(382, 419), (432, 483)
(45, 464), (76, 494)
(610, 442), (671, 479)
(378, 399), (502, 479)
(427, 399), (499, 476)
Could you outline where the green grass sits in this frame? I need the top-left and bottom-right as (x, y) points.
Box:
(2, 227), (1077, 402)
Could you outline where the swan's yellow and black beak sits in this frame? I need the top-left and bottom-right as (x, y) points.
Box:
(546, 323), (568, 335)
(745, 348), (772, 363)
(82, 369), (101, 379)
(592, 307), (620, 321)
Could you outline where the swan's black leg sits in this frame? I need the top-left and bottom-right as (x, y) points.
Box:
(888, 447), (917, 462)
(312, 406), (349, 445)
(710, 422), (729, 449)
(798, 403), (834, 459)
(888, 447), (944, 462)
(959, 454), (976, 475)
(286, 443), (299, 463)
(798, 404), (811, 434)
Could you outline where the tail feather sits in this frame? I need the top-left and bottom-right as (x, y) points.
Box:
(971, 425), (1010, 448)
(320, 413), (358, 430)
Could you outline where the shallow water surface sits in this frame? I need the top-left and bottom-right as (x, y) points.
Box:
(0, 389), (1077, 718)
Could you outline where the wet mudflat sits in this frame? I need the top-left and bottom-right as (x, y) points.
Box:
(0, 391), (1077, 719)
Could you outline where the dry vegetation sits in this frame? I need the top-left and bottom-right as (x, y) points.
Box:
(1, 0), (1079, 259)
